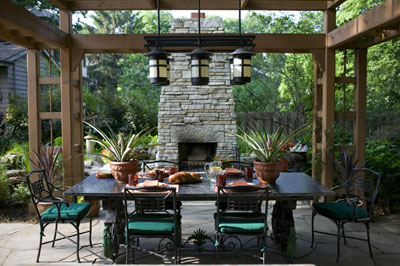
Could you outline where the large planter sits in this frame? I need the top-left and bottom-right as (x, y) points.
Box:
(254, 160), (281, 184)
(110, 160), (139, 183)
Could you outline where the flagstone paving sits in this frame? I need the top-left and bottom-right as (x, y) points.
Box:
(0, 201), (399, 265)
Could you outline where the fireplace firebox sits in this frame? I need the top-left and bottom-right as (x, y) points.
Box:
(178, 142), (217, 171)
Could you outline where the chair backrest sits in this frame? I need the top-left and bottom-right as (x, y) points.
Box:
(216, 185), (269, 231)
(142, 160), (179, 171)
(25, 169), (54, 216)
(353, 168), (381, 217)
(124, 186), (177, 216)
(221, 161), (253, 171)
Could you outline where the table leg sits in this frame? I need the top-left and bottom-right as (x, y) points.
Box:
(271, 200), (297, 257)
(102, 200), (125, 261)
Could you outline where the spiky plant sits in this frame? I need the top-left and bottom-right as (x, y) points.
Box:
(83, 121), (155, 162)
(30, 146), (65, 190)
(328, 150), (366, 194)
(225, 124), (308, 163)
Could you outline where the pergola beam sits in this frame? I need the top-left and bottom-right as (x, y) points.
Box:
(71, 33), (325, 53)
(328, 0), (400, 48)
(50, 0), (70, 9)
(327, 0), (347, 10)
(0, 0), (69, 49)
(64, 0), (329, 11)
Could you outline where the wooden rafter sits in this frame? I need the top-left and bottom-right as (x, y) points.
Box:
(241, 0), (250, 9)
(147, 0), (157, 9)
(63, 0), (329, 11)
(49, 0), (69, 9)
(71, 33), (325, 53)
(0, 0), (69, 49)
(328, 0), (400, 48)
(327, 0), (347, 10)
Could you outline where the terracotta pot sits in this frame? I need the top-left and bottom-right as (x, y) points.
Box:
(83, 200), (100, 217)
(254, 160), (281, 184)
(110, 160), (139, 183)
(37, 201), (53, 214)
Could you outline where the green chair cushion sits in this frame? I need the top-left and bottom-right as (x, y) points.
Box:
(128, 214), (180, 235)
(41, 202), (91, 221)
(214, 213), (267, 233)
(313, 202), (369, 220)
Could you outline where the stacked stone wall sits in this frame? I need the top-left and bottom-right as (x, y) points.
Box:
(157, 17), (237, 161)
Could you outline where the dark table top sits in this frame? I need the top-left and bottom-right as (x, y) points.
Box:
(64, 172), (334, 201)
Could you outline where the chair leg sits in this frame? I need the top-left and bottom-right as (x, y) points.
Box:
(311, 210), (316, 248)
(341, 223), (347, 245)
(89, 215), (93, 247)
(179, 228), (182, 264)
(366, 222), (373, 258)
(262, 235), (267, 264)
(52, 221), (59, 247)
(126, 237), (129, 265)
(76, 225), (81, 263)
(336, 222), (341, 263)
(37, 228), (44, 263)
(215, 232), (219, 264)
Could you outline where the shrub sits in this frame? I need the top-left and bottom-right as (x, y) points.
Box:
(0, 164), (10, 201)
(365, 140), (400, 213)
(11, 184), (30, 206)
(0, 142), (30, 171)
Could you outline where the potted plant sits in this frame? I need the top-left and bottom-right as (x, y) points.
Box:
(30, 146), (65, 213)
(84, 121), (155, 183)
(226, 125), (307, 184)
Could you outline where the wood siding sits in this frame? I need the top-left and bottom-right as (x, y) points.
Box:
(0, 67), (8, 111)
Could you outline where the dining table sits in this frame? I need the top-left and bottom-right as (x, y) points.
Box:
(64, 171), (334, 260)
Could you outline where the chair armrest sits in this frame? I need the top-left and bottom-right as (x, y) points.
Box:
(39, 198), (70, 208)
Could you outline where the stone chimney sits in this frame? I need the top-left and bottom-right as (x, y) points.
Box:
(156, 17), (237, 167)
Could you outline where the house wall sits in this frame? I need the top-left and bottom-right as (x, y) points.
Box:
(0, 67), (8, 111)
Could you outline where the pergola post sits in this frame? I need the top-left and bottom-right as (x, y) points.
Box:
(312, 49), (324, 179)
(320, 9), (336, 189)
(354, 49), (367, 166)
(27, 49), (42, 166)
(60, 9), (84, 188)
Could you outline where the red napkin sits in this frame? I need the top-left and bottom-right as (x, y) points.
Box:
(231, 180), (248, 186)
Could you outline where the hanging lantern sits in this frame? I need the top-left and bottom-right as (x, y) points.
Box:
(188, 48), (212, 85)
(230, 47), (253, 85)
(145, 48), (170, 86)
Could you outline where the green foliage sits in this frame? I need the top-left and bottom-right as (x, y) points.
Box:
(84, 121), (155, 162)
(11, 184), (30, 206)
(227, 125), (307, 163)
(0, 143), (30, 171)
(54, 136), (62, 146)
(0, 164), (10, 201)
(365, 140), (400, 210)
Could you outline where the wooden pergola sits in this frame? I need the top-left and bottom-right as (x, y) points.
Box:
(1, 0), (400, 190)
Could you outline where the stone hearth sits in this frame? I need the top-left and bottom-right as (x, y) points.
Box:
(156, 16), (237, 163)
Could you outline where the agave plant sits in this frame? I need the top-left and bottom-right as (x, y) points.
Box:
(328, 150), (366, 194)
(226, 124), (308, 163)
(30, 146), (64, 190)
(84, 121), (155, 162)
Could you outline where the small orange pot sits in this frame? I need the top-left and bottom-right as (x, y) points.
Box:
(110, 160), (139, 183)
(254, 160), (281, 184)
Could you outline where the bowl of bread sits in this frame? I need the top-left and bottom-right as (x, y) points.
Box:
(169, 172), (202, 184)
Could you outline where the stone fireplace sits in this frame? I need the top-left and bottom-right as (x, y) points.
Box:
(156, 16), (237, 165)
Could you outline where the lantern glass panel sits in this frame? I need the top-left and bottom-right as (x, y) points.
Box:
(191, 59), (199, 65)
(244, 65), (251, 77)
(192, 65), (199, 77)
(149, 66), (157, 78)
(200, 59), (209, 65)
(233, 58), (242, 65)
(149, 59), (157, 66)
(233, 64), (242, 77)
(244, 59), (251, 65)
(201, 66), (209, 77)
(159, 66), (168, 78)
(159, 59), (167, 65)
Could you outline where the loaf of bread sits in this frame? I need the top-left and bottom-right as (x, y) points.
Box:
(169, 172), (201, 184)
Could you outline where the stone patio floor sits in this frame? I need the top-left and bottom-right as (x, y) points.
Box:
(1, 201), (399, 265)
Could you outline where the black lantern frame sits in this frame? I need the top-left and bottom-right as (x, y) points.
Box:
(146, 48), (170, 85)
(189, 48), (212, 85)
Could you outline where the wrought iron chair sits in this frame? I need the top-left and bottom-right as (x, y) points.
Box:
(124, 186), (181, 264)
(215, 185), (269, 264)
(142, 160), (179, 172)
(221, 161), (253, 171)
(26, 169), (92, 263)
(311, 168), (381, 262)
